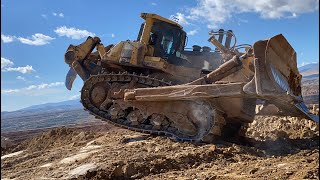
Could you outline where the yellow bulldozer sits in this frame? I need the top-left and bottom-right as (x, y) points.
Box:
(64, 13), (318, 142)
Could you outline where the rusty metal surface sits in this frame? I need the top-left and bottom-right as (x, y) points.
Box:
(124, 83), (245, 101)
(265, 34), (300, 96)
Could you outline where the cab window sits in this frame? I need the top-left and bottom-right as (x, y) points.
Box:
(161, 31), (174, 55)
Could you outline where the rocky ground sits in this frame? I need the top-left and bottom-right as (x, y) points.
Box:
(1, 115), (319, 180)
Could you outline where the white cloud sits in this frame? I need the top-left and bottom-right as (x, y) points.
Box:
(151, 2), (157, 6)
(16, 76), (26, 81)
(41, 14), (47, 19)
(53, 12), (64, 18)
(298, 61), (319, 67)
(172, 13), (190, 25)
(188, 29), (198, 36)
(1, 57), (14, 69)
(238, 18), (248, 23)
(54, 26), (95, 39)
(111, 33), (115, 38)
(31, 82), (64, 90)
(37, 82), (64, 89)
(1, 34), (15, 43)
(35, 75), (40, 78)
(17, 33), (55, 46)
(1, 82), (64, 95)
(1, 89), (20, 94)
(3, 65), (35, 74)
(287, 12), (298, 18)
(179, 0), (319, 29)
(1, 57), (35, 74)
(69, 94), (80, 100)
(2, 33), (54, 45)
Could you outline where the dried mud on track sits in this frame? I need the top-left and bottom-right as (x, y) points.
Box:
(1, 116), (319, 180)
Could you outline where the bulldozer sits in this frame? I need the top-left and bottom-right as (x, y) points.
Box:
(64, 13), (319, 143)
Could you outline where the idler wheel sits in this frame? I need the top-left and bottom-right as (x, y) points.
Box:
(90, 82), (110, 108)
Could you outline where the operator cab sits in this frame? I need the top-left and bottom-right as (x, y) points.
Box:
(137, 13), (187, 65)
(149, 22), (186, 62)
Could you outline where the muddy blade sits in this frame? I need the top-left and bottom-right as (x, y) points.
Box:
(255, 34), (317, 122)
(295, 102), (319, 123)
(65, 67), (77, 90)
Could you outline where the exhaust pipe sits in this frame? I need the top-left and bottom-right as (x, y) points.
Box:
(225, 30), (233, 49)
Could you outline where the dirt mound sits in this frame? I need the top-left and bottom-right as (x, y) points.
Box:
(7, 126), (102, 155)
(247, 116), (319, 140)
(1, 136), (13, 151)
(72, 136), (318, 180)
(1, 116), (319, 180)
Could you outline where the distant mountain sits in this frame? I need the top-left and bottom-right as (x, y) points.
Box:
(302, 74), (319, 80)
(298, 63), (319, 104)
(299, 62), (319, 79)
(21, 99), (81, 111)
(1, 99), (93, 133)
(1, 99), (82, 119)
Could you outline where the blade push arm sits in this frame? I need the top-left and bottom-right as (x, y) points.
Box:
(64, 36), (102, 90)
(64, 36), (101, 66)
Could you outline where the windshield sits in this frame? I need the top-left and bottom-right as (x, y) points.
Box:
(161, 30), (174, 54)
(150, 22), (185, 58)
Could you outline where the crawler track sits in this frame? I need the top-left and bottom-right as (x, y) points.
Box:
(80, 72), (221, 142)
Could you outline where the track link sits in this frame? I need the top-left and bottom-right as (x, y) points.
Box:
(80, 72), (219, 142)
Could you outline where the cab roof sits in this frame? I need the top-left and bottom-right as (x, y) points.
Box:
(140, 13), (183, 29)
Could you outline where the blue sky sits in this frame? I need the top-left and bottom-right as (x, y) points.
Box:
(1, 0), (319, 111)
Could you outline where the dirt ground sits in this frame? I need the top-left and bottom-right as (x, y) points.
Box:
(1, 116), (319, 180)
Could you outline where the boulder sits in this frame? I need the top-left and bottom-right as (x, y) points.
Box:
(1, 136), (13, 149)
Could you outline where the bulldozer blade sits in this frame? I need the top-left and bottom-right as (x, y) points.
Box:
(295, 102), (319, 123)
(253, 34), (318, 122)
(65, 67), (77, 90)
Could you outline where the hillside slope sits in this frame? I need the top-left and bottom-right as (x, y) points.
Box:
(1, 116), (318, 180)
